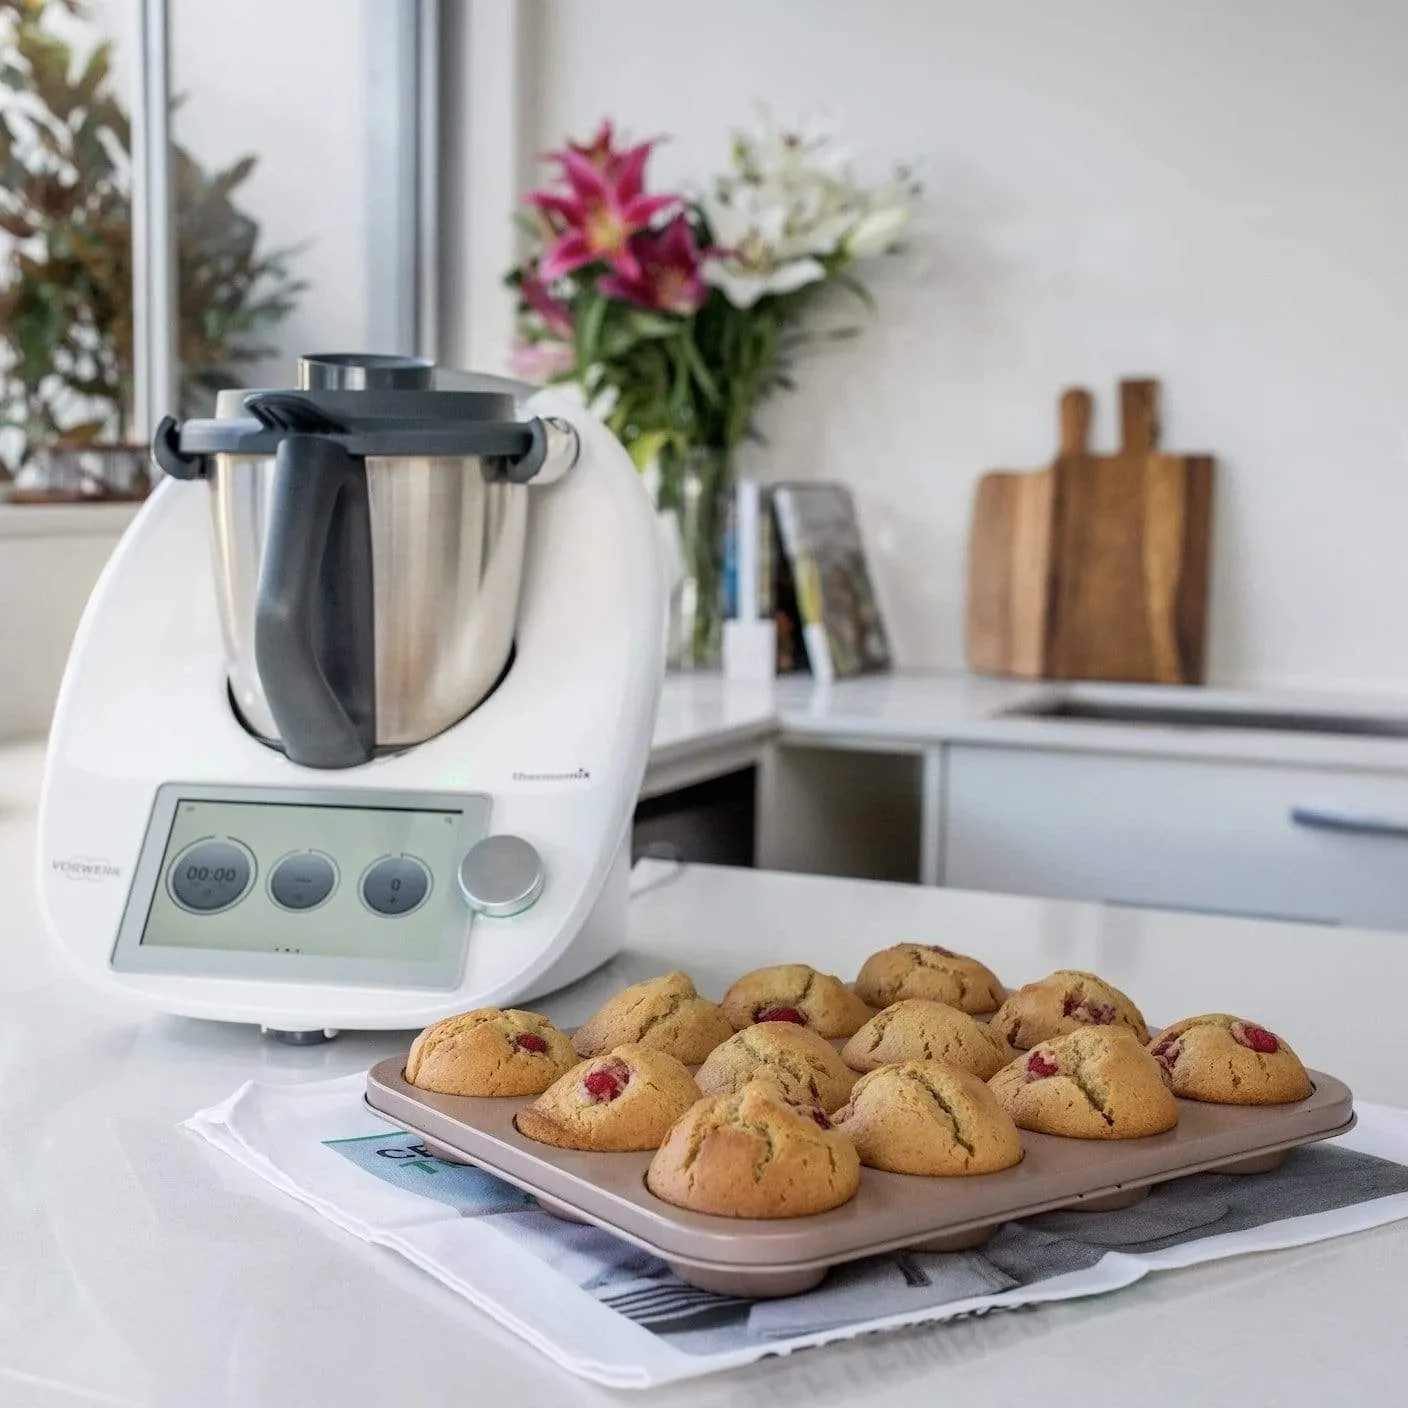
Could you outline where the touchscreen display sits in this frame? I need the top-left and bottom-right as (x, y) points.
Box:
(140, 797), (463, 962)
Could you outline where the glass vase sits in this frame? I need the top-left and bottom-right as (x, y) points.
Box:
(657, 443), (733, 671)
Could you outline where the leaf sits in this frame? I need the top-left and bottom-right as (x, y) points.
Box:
(625, 428), (673, 470)
(679, 332), (721, 406)
(71, 40), (110, 108)
(573, 288), (608, 374)
(628, 311), (681, 339)
(55, 417), (106, 444)
(832, 271), (876, 311)
(17, 26), (77, 121)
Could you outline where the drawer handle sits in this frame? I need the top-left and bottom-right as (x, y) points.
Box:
(1289, 806), (1408, 839)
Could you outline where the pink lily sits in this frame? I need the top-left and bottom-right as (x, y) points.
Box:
(598, 217), (714, 315)
(508, 340), (575, 383)
(527, 143), (680, 282)
(567, 119), (618, 174)
(520, 267), (573, 340)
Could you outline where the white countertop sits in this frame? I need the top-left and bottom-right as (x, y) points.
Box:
(3, 741), (1408, 1406)
(649, 670), (1408, 778)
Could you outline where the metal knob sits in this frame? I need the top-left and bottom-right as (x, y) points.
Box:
(458, 835), (544, 917)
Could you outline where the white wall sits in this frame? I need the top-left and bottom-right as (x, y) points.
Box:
(511, 0), (1408, 692)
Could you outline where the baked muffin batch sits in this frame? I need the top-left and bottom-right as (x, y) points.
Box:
(405, 944), (1316, 1221)
(648, 1080), (861, 1218)
(514, 1044), (702, 1152)
(569, 971), (734, 1065)
(696, 1022), (857, 1112)
(720, 963), (875, 1038)
(406, 1008), (578, 1097)
(841, 998), (1014, 1079)
(833, 1061), (1024, 1176)
(988, 1027), (1179, 1140)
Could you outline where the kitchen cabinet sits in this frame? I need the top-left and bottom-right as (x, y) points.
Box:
(943, 744), (1408, 929)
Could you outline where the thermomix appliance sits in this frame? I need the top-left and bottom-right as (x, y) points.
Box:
(36, 354), (665, 1040)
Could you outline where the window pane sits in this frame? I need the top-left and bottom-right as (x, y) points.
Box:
(0, 0), (146, 500)
(168, 0), (370, 409)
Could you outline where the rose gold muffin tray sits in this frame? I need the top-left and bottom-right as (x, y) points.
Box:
(365, 1055), (1355, 1299)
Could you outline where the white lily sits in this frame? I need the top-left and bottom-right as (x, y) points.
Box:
(736, 108), (856, 185)
(845, 204), (910, 258)
(704, 256), (827, 309)
(702, 186), (828, 308)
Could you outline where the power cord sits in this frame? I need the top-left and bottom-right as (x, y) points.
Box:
(629, 842), (687, 900)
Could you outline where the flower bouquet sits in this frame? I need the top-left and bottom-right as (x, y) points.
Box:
(507, 113), (916, 668)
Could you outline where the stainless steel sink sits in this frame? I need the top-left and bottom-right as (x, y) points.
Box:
(1005, 697), (1408, 738)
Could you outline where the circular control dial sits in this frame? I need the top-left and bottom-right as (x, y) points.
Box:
(168, 839), (255, 914)
(458, 835), (544, 917)
(360, 855), (431, 917)
(269, 851), (338, 912)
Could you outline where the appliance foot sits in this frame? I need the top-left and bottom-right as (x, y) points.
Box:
(262, 1026), (340, 1045)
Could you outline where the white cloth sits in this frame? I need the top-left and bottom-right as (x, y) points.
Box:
(186, 1077), (1408, 1390)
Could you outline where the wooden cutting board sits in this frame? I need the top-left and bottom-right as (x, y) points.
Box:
(965, 379), (1214, 684)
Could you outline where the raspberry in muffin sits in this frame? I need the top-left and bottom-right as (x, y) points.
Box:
(696, 1021), (857, 1112)
(840, 999), (1015, 1079)
(571, 971), (734, 1064)
(1148, 1014), (1312, 1105)
(990, 969), (1149, 1050)
(514, 1044), (701, 1151)
(832, 1060), (1024, 1176)
(852, 944), (1004, 1014)
(720, 963), (874, 1038)
(646, 1079), (861, 1217)
(989, 1027), (1178, 1139)
(406, 1008), (577, 1096)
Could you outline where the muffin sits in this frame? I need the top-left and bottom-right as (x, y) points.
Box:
(841, 999), (1015, 1079)
(990, 970), (1149, 1050)
(571, 971), (735, 1065)
(514, 1044), (701, 1152)
(1149, 1014), (1312, 1105)
(989, 1027), (1178, 1140)
(832, 1060), (1024, 1176)
(646, 1079), (861, 1218)
(406, 1008), (577, 1096)
(720, 963), (874, 1038)
(696, 1022), (857, 1113)
(852, 944), (1004, 1015)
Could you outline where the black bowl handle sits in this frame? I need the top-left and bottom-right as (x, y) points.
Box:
(254, 435), (377, 768)
(152, 415), (207, 479)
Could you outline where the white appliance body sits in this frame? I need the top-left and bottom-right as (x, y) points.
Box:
(36, 388), (664, 1031)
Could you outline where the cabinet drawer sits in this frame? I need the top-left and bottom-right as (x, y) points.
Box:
(944, 745), (1408, 929)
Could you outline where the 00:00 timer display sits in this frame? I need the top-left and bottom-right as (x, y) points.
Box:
(186, 866), (238, 883)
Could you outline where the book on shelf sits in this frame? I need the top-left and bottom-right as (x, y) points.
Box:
(768, 482), (892, 682)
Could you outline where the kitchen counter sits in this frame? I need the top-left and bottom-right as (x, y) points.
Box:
(648, 670), (1408, 783)
(3, 743), (1408, 1407)
(648, 671), (1408, 892)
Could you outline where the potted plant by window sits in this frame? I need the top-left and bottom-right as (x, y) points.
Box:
(0, 0), (303, 502)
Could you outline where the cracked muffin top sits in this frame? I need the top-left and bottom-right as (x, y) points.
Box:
(720, 963), (875, 1038)
(571, 971), (735, 1065)
(514, 1043), (701, 1152)
(1148, 1014), (1312, 1106)
(406, 1008), (577, 1097)
(832, 1060), (1024, 1176)
(646, 1079), (861, 1218)
(840, 999), (1015, 1079)
(990, 969), (1149, 1050)
(989, 1027), (1178, 1140)
(852, 944), (1005, 1015)
(696, 1021), (857, 1112)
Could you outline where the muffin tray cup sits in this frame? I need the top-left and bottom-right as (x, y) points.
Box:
(365, 1055), (1355, 1299)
